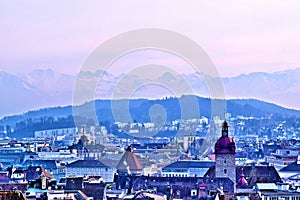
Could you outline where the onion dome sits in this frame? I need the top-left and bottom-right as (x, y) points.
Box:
(214, 121), (236, 154)
(237, 173), (248, 189)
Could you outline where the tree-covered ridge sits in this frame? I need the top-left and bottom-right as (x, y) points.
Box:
(1, 95), (300, 138)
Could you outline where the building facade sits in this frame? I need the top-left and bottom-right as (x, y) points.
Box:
(161, 160), (215, 177)
(34, 127), (78, 139)
(66, 160), (116, 182)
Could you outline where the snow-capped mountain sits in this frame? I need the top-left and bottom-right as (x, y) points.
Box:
(0, 71), (45, 116)
(221, 68), (300, 109)
(1, 67), (300, 117)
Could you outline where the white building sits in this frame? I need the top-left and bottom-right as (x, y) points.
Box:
(161, 160), (215, 177)
(65, 160), (116, 182)
(34, 127), (78, 138)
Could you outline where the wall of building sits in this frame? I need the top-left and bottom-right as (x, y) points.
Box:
(34, 127), (78, 138)
(66, 167), (116, 182)
(215, 154), (236, 184)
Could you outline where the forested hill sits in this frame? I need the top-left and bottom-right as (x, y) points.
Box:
(1, 95), (299, 128)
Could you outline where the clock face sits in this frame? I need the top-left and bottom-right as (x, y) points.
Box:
(223, 131), (228, 136)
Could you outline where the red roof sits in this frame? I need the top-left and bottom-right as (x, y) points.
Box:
(208, 154), (215, 161)
(237, 173), (248, 188)
(116, 151), (143, 172)
(214, 136), (236, 154)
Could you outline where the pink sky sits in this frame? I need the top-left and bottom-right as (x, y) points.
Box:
(0, 1), (299, 77)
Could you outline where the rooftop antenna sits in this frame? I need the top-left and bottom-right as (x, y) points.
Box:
(82, 125), (86, 135)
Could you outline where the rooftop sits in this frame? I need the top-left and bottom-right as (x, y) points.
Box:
(163, 160), (215, 169)
(67, 160), (111, 168)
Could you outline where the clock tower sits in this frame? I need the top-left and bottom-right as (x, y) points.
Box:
(215, 121), (236, 185)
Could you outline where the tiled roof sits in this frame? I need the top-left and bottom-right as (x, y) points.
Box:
(116, 151), (143, 171)
(132, 176), (235, 194)
(208, 154), (215, 161)
(23, 160), (57, 169)
(67, 160), (110, 168)
(235, 151), (248, 158)
(13, 169), (24, 174)
(256, 183), (277, 191)
(204, 165), (282, 185)
(163, 161), (215, 169)
(0, 190), (26, 199)
(280, 161), (300, 172)
(215, 136), (236, 154)
(85, 144), (105, 152)
(26, 166), (51, 181)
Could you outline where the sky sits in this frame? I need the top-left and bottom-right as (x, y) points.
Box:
(0, 1), (300, 77)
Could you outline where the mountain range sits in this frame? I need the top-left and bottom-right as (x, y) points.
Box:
(1, 67), (300, 118)
(1, 96), (300, 133)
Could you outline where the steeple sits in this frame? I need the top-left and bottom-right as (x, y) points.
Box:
(221, 121), (229, 137)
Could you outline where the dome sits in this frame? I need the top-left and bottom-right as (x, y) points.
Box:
(237, 173), (248, 188)
(214, 135), (236, 154)
(214, 120), (236, 154)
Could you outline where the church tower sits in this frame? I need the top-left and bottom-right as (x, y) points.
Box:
(215, 121), (236, 184)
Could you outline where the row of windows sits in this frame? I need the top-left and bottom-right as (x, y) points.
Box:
(68, 167), (109, 172)
(163, 174), (188, 177)
(264, 196), (300, 200)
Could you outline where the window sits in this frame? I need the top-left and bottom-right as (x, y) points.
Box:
(224, 160), (226, 164)
(224, 169), (227, 174)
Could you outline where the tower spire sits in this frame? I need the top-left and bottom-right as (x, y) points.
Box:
(222, 121), (228, 137)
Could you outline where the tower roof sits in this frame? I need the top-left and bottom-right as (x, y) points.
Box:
(214, 120), (236, 154)
(116, 147), (143, 173)
(237, 173), (248, 188)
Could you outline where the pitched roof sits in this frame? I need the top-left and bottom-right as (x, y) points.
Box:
(163, 161), (215, 169)
(0, 191), (26, 199)
(280, 160), (300, 172)
(67, 160), (110, 168)
(23, 160), (57, 169)
(204, 165), (282, 186)
(26, 166), (51, 181)
(132, 176), (235, 194)
(208, 154), (215, 161)
(116, 151), (143, 171)
(215, 136), (236, 154)
(256, 183), (277, 191)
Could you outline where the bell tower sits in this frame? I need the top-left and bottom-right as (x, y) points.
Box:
(215, 121), (236, 185)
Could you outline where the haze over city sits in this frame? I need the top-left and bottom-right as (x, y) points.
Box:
(2, 1), (300, 199)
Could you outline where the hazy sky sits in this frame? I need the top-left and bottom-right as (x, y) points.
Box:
(0, 1), (299, 77)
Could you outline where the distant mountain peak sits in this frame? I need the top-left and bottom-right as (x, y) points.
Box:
(0, 67), (300, 117)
